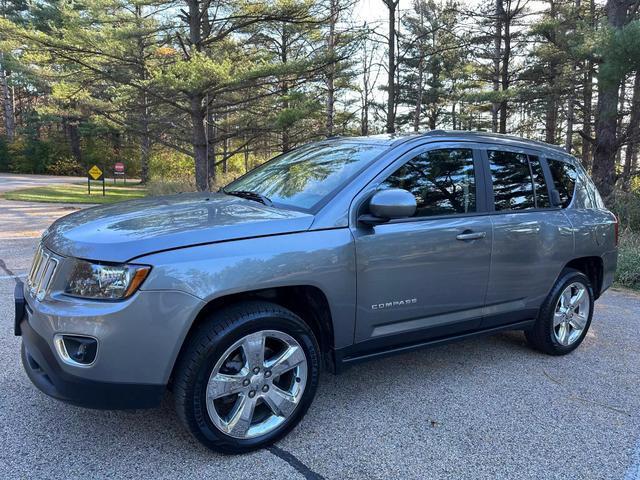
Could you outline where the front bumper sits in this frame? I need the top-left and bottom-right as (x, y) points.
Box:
(21, 318), (164, 409)
(15, 280), (203, 410)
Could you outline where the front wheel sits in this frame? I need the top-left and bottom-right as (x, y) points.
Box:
(525, 268), (594, 355)
(173, 301), (320, 453)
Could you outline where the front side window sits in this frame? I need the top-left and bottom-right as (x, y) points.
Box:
(547, 159), (577, 208)
(381, 148), (476, 217)
(225, 142), (386, 211)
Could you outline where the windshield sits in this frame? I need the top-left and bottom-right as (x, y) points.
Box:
(224, 142), (387, 211)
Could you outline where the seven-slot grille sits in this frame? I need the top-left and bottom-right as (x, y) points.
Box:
(27, 244), (58, 301)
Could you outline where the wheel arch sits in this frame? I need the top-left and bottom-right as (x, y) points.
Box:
(564, 256), (604, 299)
(170, 285), (337, 384)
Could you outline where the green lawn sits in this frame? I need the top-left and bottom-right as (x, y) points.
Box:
(3, 183), (147, 204)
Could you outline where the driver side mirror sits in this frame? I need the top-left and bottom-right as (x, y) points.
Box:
(359, 188), (417, 226)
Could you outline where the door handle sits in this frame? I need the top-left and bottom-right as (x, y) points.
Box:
(456, 231), (486, 241)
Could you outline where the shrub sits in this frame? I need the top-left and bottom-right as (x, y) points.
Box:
(146, 178), (197, 196)
(149, 149), (194, 182)
(615, 231), (640, 290)
(46, 157), (85, 176)
(611, 190), (640, 232)
(9, 137), (53, 174)
(0, 137), (9, 172)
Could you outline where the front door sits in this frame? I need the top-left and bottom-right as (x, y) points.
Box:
(352, 145), (492, 348)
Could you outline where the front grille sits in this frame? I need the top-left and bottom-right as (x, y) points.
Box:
(27, 244), (58, 301)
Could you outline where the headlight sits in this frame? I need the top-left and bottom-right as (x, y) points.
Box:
(65, 260), (150, 300)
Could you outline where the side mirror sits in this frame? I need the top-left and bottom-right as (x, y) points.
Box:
(359, 188), (417, 225)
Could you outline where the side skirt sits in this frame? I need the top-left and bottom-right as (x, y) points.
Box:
(332, 319), (535, 374)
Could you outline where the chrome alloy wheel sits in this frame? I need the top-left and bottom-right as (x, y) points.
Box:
(553, 282), (590, 346)
(205, 330), (308, 439)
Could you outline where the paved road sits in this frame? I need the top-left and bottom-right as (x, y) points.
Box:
(0, 199), (639, 479)
(0, 173), (86, 193)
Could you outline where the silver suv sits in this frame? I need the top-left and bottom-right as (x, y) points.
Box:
(14, 131), (618, 453)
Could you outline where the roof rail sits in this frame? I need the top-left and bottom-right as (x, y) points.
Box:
(401, 130), (570, 155)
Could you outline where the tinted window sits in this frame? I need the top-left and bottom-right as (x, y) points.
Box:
(547, 159), (577, 208)
(530, 156), (551, 208)
(489, 150), (535, 210)
(381, 148), (476, 217)
(225, 142), (386, 210)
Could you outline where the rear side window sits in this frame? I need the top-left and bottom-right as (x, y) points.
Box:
(488, 150), (550, 210)
(381, 148), (476, 217)
(547, 159), (577, 208)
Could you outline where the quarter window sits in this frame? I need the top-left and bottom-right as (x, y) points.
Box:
(547, 159), (577, 208)
(381, 148), (476, 217)
(488, 150), (550, 210)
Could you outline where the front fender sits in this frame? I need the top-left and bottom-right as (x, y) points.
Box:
(136, 229), (356, 349)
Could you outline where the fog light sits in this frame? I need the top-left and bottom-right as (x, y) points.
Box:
(54, 334), (97, 366)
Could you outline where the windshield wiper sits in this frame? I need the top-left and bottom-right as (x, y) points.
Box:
(223, 189), (273, 207)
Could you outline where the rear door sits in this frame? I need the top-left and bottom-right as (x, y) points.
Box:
(480, 146), (573, 328)
(351, 143), (493, 347)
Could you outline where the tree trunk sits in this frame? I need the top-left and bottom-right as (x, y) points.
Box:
(186, 0), (209, 191)
(361, 37), (371, 136)
(63, 117), (82, 165)
(326, 0), (337, 137)
(545, 99), (558, 144)
(244, 140), (250, 173)
(616, 77), (627, 167)
(592, 86), (621, 200)
(68, 123), (83, 164)
(222, 122), (228, 174)
(451, 103), (457, 130)
(385, 0), (398, 134)
(545, 1), (558, 145)
(281, 23), (291, 152)
(565, 85), (576, 153)
(191, 95), (208, 191)
(582, 59), (594, 168)
(564, 2), (580, 154)
(138, 74), (151, 184)
(134, 4), (150, 184)
(623, 71), (640, 189)
(591, 0), (630, 200)
(0, 53), (15, 141)
(413, 58), (423, 132)
(492, 0), (503, 133)
(207, 109), (216, 187)
(499, 1), (509, 134)
(140, 118), (150, 184)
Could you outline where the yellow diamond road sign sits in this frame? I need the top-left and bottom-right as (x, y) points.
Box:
(88, 165), (103, 180)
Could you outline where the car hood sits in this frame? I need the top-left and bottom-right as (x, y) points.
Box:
(43, 192), (314, 263)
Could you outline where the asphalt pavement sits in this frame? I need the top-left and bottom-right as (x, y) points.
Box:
(0, 173), (87, 193)
(0, 198), (639, 479)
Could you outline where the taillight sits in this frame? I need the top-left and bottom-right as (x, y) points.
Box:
(614, 215), (619, 247)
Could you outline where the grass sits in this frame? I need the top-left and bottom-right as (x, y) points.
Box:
(3, 183), (147, 204)
(615, 231), (640, 291)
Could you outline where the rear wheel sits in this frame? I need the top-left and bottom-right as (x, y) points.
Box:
(173, 301), (320, 453)
(526, 269), (594, 355)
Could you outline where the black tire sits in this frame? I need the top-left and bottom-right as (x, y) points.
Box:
(525, 268), (594, 355)
(173, 301), (320, 454)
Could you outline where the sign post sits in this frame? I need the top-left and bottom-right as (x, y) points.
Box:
(114, 162), (125, 184)
(88, 165), (105, 196)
